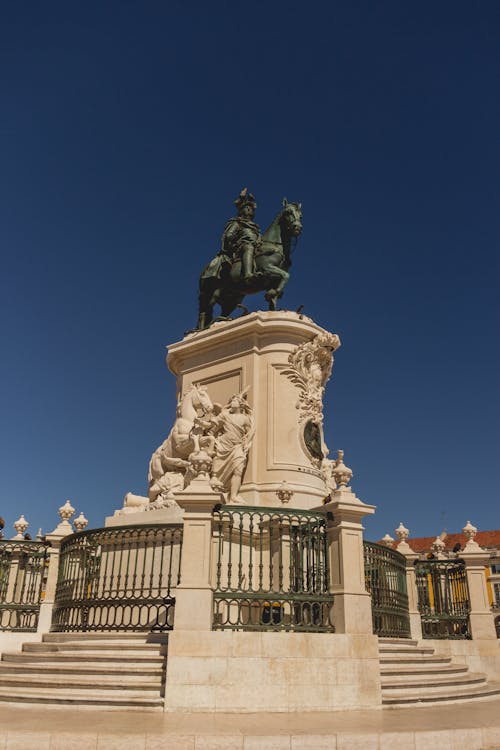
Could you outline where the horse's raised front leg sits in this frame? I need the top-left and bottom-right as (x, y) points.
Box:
(264, 266), (289, 308)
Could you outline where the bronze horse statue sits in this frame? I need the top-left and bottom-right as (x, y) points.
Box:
(197, 199), (302, 329)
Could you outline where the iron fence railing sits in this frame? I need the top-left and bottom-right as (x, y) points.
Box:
(212, 505), (334, 632)
(415, 558), (471, 639)
(52, 524), (182, 632)
(0, 539), (49, 632)
(364, 541), (411, 638)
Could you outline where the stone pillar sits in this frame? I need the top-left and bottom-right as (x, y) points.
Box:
(38, 500), (76, 632)
(321, 486), (375, 634)
(460, 521), (496, 640)
(394, 523), (422, 642)
(173, 476), (223, 631)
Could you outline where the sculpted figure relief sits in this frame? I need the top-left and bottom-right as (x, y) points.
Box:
(121, 385), (255, 512)
(147, 384), (215, 504)
(210, 391), (255, 504)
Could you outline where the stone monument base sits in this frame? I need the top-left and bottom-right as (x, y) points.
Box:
(164, 630), (381, 713)
(105, 505), (183, 528)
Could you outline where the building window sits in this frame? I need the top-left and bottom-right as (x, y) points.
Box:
(493, 583), (500, 607)
(490, 563), (500, 575)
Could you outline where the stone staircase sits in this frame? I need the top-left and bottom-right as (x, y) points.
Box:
(2, 632), (499, 711)
(379, 637), (500, 707)
(0, 632), (168, 710)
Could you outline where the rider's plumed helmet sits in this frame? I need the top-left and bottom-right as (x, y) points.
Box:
(234, 187), (257, 213)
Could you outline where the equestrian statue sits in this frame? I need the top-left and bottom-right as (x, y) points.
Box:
(197, 189), (302, 330)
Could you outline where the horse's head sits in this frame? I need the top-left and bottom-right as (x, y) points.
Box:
(280, 198), (303, 238)
(189, 384), (214, 415)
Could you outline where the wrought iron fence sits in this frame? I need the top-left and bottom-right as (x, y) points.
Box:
(364, 541), (411, 638)
(415, 558), (471, 639)
(52, 524), (182, 632)
(212, 505), (334, 632)
(0, 540), (49, 632)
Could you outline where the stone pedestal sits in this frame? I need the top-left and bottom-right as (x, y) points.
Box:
(167, 311), (339, 508)
(396, 542), (423, 641)
(40, 521), (74, 633)
(320, 486), (376, 634)
(164, 631), (382, 713)
(173, 478), (223, 631)
(461, 544), (497, 640)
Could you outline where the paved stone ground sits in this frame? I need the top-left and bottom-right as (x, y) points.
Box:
(0, 699), (500, 749)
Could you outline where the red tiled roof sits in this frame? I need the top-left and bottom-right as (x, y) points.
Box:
(383, 530), (500, 552)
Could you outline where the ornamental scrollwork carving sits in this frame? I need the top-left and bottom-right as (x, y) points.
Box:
(281, 332), (340, 423)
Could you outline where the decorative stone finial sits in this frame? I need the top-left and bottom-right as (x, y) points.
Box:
(395, 522), (409, 542)
(462, 520), (481, 551)
(431, 536), (447, 559)
(59, 500), (75, 524)
(462, 520), (477, 543)
(381, 533), (395, 547)
(276, 480), (294, 504)
(188, 450), (213, 481)
(73, 512), (89, 532)
(394, 522), (414, 555)
(332, 450), (353, 488)
(12, 515), (29, 540)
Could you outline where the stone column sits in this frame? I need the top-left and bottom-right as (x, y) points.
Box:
(173, 476), (223, 631)
(460, 521), (497, 640)
(321, 485), (375, 634)
(394, 523), (423, 641)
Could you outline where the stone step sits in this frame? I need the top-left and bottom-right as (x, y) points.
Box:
(380, 655), (452, 665)
(382, 682), (500, 706)
(377, 637), (499, 709)
(379, 646), (435, 655)
(1, 651), (165, 664)
(42, 632), (168, 643)
(0, 674), (162, 690)
(0, 687), (164, 709)
(22, 641), (165, 653)
(0, 631), (168, 711)
(382, 673), (487, 691)
(381, 663), (469, 676)
(0, 661), (164, 677)
(378, 638), (419, 647)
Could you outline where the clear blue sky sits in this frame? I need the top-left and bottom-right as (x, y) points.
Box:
(1, 1), (498, 542)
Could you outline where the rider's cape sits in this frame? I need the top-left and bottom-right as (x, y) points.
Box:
(200, 217), (262, 282)
(200, 253), (231, 282)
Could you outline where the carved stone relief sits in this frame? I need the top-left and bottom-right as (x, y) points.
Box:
(120, 386), (254, 514)
(281, 332), (340, 424)
(281, 331), (340, 471)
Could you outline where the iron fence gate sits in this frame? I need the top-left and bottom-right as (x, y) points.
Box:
(212, 505), (334, 632)
(415, 558), (471, 639)
(52, 524), (183, 632)
(364, 541), (411, 638)
(0, 540), (48, 632)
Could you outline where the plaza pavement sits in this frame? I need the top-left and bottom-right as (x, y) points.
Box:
(0, 698), (500, 749)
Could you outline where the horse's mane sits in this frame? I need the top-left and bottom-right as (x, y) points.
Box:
(262, 210), (283, 244)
